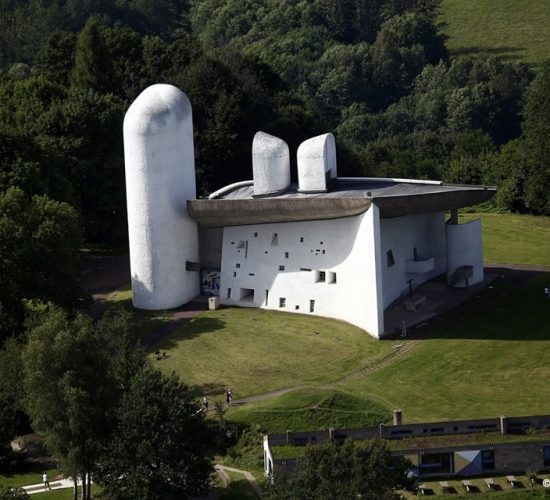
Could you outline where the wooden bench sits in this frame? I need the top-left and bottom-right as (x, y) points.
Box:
(485, 478), (496, 490)
(462, 480), (474, 493)
(405, 295), (427, 311)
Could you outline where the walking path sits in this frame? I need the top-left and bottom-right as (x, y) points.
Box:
(214, 465), (262, 497)
(22, 478), (81, 495)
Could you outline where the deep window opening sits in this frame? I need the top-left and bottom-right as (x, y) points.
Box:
(279, 297), (286, 308)
(239, 288), (254, 302)
(386, 250), (395, 267)
(309, 300), (315, 313)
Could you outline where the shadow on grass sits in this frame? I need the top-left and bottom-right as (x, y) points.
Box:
(387, 270), (550, 341)
(450, 45), (526, 62)
(144, 316), (226, 350)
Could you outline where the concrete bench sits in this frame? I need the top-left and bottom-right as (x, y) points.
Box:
(462, 480), (474, 493)
(506, 475), (520, 487)
(405, 295), (427, 311)
(439, 481), (451, 493)
(485, 478), (496, 490)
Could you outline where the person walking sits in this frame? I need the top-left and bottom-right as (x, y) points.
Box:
(401, 320), (407, 338)
(228, 389), (233, 406)
(203, 395), (209, 411)
(43, 472), (51, 491)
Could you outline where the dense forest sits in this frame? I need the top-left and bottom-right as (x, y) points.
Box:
(0, 0), (549, 338)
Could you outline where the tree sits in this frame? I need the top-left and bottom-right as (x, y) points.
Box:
(265, 439), (413, 500)
(0, 486), (29, 500)
(71, 18), (112, 94)
(0, 187), (82, 341)
(34, 31), (77, 86)
(94, 366), (212, 500)
(23, 307), (117, 500)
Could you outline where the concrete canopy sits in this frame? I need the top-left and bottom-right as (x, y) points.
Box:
(188, 178), (495, 227)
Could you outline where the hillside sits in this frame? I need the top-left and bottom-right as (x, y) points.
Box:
(440, 0), (550, 66)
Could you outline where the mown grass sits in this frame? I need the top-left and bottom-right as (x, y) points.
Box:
(440, 0), (550, 67)
(461, 213), (550, 267)
(152, 308), (395, 399)
(0, 463), (59, 488)
(226, 388), (391, 433)
(336, 273), (550, 422)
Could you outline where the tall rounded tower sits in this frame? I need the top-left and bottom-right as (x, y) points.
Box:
(124, 84), (199, 310)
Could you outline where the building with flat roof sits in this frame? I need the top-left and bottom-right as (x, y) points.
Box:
(123, 84), (495, 338)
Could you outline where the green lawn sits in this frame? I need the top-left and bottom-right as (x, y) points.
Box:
(461, 213), (550, 267)
(0, 463), (59, 488)
(335, 274), (550, 422)
(440, 0), (550, 67)
(226, 388), (390, 433)
(152, 308), (395, 399)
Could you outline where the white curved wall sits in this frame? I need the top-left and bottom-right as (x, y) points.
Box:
(297, 133), (337, 193)
(252, 132), (290, 196)
(219, 206), (384, 338)
(446, 219), (484, 287)
(124, 84), (199, 310)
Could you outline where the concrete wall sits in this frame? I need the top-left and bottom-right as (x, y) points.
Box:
(379, 212), (447, 308)
(124, 84), (199, 309)
(446, 218), (484, 287)
(219, 205), (384, 337)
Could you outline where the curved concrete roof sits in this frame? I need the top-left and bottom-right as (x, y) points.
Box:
(188, 178), (495, 227)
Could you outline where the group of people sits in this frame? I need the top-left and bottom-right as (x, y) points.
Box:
(201, 388), (233, 412)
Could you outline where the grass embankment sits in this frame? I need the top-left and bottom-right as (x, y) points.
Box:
(152, 308), (395, 399)
(227, 388), (390, 433)
(440, 0), (550, 67)
(461, 213), (550, 267)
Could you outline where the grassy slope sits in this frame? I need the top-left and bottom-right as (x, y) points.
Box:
(338, 273), (550, 422)
(462, 213), (550, 266)
(153, 308), (394, 399)
(226, 388), (390, 432)
(440, 0), (550, 66)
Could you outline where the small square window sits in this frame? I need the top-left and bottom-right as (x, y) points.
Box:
(295, 305), (299, 310)
(315, 271), (326, 283)
(309, 300), (315, 313)
(328, 272), (337, 284)
(233, 272), (236, 277)
(285, 252), (289, 259)
(279, 265), (285, 271)
(254, 232), (258, 237)
(227, 288), (231, 299)
(236, 263), (241, 268)
(300, 237), (304, 242)
(279, 297), (286, 308)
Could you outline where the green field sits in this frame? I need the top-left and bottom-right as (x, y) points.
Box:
(0, 464), (59, 488)
(440, 0), (550, 66)
(462, 213), (550, 266)
(152, 308), (395, 399)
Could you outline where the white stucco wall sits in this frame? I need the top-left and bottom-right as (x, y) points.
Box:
(379, 212), (447, 308)
(446, 219), (484, 287)
(124, 84), (199, 309)
(219, 206), (384, 337)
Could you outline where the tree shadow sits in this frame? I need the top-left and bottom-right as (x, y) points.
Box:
(144, 315), (226, 350)
(450, 46), (527, 63)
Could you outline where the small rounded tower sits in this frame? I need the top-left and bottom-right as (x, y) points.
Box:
(124, 84), (199, 310)
(252, 131), (290, 197)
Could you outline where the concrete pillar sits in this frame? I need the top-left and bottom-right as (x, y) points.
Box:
(329, 427), (335, 440)
(286, 430), (291, 445)
(393, 409), (403, 426)
(379, 423), (385, 439)
(500, 416), (508, 435)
